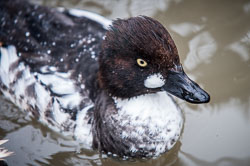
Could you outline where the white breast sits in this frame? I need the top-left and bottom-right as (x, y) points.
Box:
(113, 91), (183, 156)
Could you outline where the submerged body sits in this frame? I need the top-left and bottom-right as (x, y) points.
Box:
(0, 0), (209, 158)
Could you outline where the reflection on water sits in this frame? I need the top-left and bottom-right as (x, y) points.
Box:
(243, 2), (250, 13)
(170, 23), (204, 37)
(1, 0), (250, 166)
(184, 31), (217, 71)
(31, 0), (172, 19)
(229, 31), (250, 61)
(179, 151), (250, 166)
(181, 98), (250, 162)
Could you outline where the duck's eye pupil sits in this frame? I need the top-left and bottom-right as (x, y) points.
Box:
(137, 58), (147, 67)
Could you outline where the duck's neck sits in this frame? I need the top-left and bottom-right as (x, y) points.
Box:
(93, 91), (183, 157)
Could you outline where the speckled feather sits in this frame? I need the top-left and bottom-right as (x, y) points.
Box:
(93, 91), (183, 157)
(0, 0), (105, 134)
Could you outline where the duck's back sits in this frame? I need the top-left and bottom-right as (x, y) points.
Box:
(0, 0), (108, 139)
(0, 0), (107, 74)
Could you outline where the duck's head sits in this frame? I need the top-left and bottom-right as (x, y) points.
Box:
(99, 16), (210, 104)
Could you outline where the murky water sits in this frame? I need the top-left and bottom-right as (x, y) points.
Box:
(1, 0), (250, 165)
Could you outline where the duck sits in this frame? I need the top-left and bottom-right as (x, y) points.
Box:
(0, 0), (210, 158)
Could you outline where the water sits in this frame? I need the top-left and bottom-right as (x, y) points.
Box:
(1, 0), (250, 165)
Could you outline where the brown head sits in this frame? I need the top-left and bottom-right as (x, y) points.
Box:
(98, 16), (209, 103)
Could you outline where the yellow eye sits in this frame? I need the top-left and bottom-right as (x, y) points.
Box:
(137, 58), (147, 67)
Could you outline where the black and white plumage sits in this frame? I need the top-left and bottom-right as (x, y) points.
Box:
(0, 0), (210, 158)
(0, 0), (108, 148)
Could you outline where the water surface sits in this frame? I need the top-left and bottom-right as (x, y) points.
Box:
(1, 0), (250, 165)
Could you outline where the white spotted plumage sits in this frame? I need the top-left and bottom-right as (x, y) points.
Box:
(0, 45), (93, 137)
(0, 6), (112, 146)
